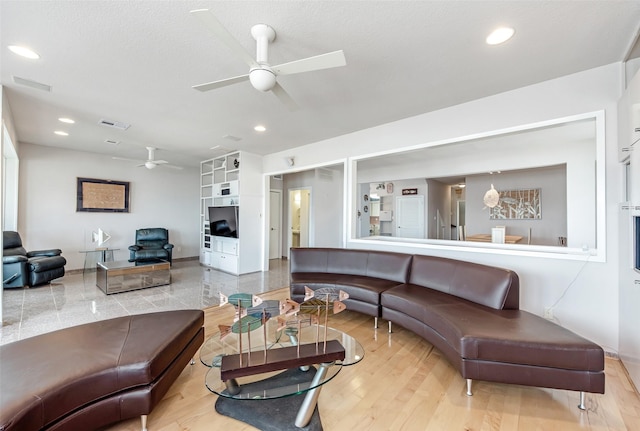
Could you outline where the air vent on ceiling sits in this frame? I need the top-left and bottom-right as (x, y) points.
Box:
(223, 134), (242, 142)
(13, 76), (52, 92)
(99, 119), (130, 130)
(104, 139), (120, 145)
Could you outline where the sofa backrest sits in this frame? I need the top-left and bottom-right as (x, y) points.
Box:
(290, 247), (412, 284)
(408, 255), (519, 310)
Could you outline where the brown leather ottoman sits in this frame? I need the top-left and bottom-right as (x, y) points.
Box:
(0, 310), (204, 431)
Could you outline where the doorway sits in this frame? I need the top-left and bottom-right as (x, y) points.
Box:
(288, 188), (311, 257)
(395, 195), (425, 238)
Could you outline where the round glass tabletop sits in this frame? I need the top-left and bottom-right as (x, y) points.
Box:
(201, 311), (364, 400)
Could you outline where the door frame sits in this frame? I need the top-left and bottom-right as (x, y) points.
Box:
(269, 190), (283, 259)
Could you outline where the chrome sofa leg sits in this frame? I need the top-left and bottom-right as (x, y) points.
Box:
(190, 358), (196, 365)
(140, 414), (148, 431)
(374, 317), (378, 329)
(388, 321), (392, 334)
(578, 391), (586, 410)
(466, 379), (473, 396)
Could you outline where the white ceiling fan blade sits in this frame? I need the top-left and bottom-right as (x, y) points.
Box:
(273, 50), (346, 76)
(113, 156), (143, 163)
(271, 83), (299, 111)
(193, 74), (250, 92)
(153, 160), (169, 164)
(162, 164), (184, 170)
(190, 9), (258, 68)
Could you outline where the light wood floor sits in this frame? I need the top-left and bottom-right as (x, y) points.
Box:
(106, 288), (640, 431)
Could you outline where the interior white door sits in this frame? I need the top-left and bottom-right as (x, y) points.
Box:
(299, 190), (310, 247)
(396, 195), (425, 238)
(269, 190), (282, 259)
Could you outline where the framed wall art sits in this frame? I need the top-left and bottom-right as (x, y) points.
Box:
(77, 177), (130, 213)
(490, 188), (541, 220)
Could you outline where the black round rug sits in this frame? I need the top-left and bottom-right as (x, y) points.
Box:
(214, 366), (323, 431)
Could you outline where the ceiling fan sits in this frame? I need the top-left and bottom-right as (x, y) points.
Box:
(112, 147), (182, 170)
(190, 9), (347, 110)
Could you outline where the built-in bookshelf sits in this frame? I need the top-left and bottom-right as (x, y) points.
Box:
(200, 151), (262, 275)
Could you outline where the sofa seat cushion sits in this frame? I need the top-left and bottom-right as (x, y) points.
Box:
(292, 273), (401, 304)
(382, 285), (603, 372)
(0, 310), (204, 431)
(453, 308), (604, 372)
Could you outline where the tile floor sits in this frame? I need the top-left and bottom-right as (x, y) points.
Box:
(0, 259), (290, 345)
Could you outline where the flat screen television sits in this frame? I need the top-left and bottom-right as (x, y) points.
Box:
(208, 206), (239, 238)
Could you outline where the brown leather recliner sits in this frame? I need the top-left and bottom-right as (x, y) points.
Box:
(2, 231), (66, 288)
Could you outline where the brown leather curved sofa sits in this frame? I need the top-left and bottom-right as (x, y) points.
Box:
(0, 310), (204, 431)
(290, 247), (605, 409)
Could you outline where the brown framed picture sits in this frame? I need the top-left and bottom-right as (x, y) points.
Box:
(77, 177), (130, 213)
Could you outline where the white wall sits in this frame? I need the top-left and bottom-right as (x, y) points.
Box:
(465, 166), (567, 246)
(263, 63), (622, 353)
(18, 143), (200, 270)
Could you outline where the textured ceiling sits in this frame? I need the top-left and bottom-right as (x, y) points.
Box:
(2, 1), (640, 169)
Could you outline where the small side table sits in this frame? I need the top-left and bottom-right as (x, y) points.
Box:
(79, 248), (119, 277)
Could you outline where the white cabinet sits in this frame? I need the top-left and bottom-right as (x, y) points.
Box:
(209, 237), (239, 274)
(200, 151), (263, 274)
(618, 66), (640, 391)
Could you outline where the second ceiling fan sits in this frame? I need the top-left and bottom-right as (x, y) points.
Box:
(190, 9), (347, 110)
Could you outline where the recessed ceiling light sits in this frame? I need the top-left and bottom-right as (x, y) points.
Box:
(486, 27), (515, 45)
(54, 131), (68, 136)
(8, 45), (40, 59)
(58, 117), (75, 124)
(254, 125), (266, 132)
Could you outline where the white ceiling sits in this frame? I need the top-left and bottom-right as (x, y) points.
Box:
(2, 1), (639, 169)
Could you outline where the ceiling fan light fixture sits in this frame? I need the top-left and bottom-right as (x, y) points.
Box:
(145, 161), (157, 169)
(249, 67), (276, 91)
(486, 27), (515, 45)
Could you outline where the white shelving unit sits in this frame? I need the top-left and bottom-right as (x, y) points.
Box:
(200, 151), (263, 275)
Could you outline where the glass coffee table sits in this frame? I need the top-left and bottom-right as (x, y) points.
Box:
(200, 302), (364, 428)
